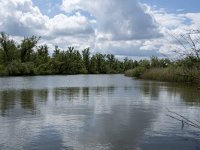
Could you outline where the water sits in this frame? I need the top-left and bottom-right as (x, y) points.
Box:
(0, 75), (200, 150)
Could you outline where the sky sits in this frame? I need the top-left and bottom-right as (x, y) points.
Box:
(0, 0), (200, 58)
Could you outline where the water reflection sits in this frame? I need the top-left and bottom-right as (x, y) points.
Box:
(166, 85), (200, 105)
(26, 126), (74, 150)
(139, 81), (164, 101)
(35, 89), (48, 103)
(0, 89), (51, 117)
(53, 88), (81, 102)
(0, 90), (35, 116)
(0, 87), (118, 117)
(20, 90), (35, 111)
(0, 75), (200, 150)
(0, 91), (14, 115)
(82, 87), (89, 101)
(79, 106), (155, 150)
(52, 86), (116, 102)
(138, 81), (200, 105)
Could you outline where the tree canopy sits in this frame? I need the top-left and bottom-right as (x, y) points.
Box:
(0, 32), (139, 76)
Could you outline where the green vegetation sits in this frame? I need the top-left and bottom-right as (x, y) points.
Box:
(125, 31), (200, 86)
(0, 32), (138, 76)
(125, 56), (200, 85)
(1, 32), (199, 86)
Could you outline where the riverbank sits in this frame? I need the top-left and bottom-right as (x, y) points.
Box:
(125, 66), (200, 87)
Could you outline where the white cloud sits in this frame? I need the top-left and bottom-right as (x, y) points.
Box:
(48, 12), (94, 37)
(137, 5), (200, 57)
(0, 0), (48, 36)
(0, 0), (94, 37)
(60, 0), (81, 12)
(60, 0), (162, 41)
(0, 0), (95, 54)
(1, 0), (200, 58)
(59, 0), (163, 57)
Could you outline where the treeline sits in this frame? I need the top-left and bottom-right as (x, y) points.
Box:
(0, 32), (139, 76)
(2, 32), (199, 85)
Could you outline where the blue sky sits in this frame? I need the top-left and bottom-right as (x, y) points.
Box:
(142, 0), (200, 13)
(32, 0), (200, 16)
(32, 0), (200, 12)
(1, 0), (200, 58)
(32, 0), (60, 17)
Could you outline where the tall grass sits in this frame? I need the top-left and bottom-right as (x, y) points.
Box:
(125, 66), (200, 85)
(141, 67), (186, 82)
(124, 67), (146, 78)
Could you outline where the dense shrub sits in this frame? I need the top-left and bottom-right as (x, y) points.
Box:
(125, 66), (146, 78)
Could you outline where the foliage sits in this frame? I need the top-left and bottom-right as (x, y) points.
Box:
(0, 64), (6, 75)
(125, 67), (146, 78)
(0, 32), (138, 76)
(0, 32), (19, 64)
(1, 31), (199, 86)
(20, 36), (40, 63)
(6, 61), (35, 76)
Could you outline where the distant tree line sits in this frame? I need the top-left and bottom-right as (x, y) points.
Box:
(0, 32), (141, 76)
(2, 31), (199, 85)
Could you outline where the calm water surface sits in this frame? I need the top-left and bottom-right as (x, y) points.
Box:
(0, 75), (200, 150)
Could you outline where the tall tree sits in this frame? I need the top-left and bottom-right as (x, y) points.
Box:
(82, 48), (90, 73)
(35, 44), (49, 66)
(20, 36), (40, 63)
(90, 55), (97, 73)
(0, 32), (18, 64)
(95, 53), (107, 73)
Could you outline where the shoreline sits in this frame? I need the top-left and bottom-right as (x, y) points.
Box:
(125, 68), (200, 88)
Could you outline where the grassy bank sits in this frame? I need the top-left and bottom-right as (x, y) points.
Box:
(125, 66), (200, 86)
(141, 67), (200, 83)
(125, 56), (200, 86)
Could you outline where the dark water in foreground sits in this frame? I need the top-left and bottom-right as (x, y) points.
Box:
(0, 75), (200, 150)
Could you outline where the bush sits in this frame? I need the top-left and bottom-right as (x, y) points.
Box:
(6, 61), (36, 76)
(21, 62), (35, 75)
(35, 63), (52, 75)
(6, 61), (22, 75)
(0, 64), (7, 75)
(125, 66), (146, 78)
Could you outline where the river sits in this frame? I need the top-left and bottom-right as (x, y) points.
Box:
(0, 75), (200, 150)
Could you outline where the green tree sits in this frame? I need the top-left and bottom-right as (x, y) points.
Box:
(90, 55), (98, 73)
(20, 36), (39, 63)
(95, 53), (107, 73)
(123, 57), (138, 71)
(59, 47), (86, 74)
(52, 45), (60, 59)
(0, 32), (19, 64)
(82, 48), (90, 73)
(35, 44), (49, 66)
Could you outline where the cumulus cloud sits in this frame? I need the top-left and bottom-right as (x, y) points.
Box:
(143, 6), (200, 56)
(0, 0), (96, 55)
(1, 0), (200, 58)
(60, 0), (162, 41)
(0, 0), (94, 38)
(47, 12), (94, 38)
(0, 0), (48, 36)
(59, 0), (164, 57)
(94, 40), (161, 57)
